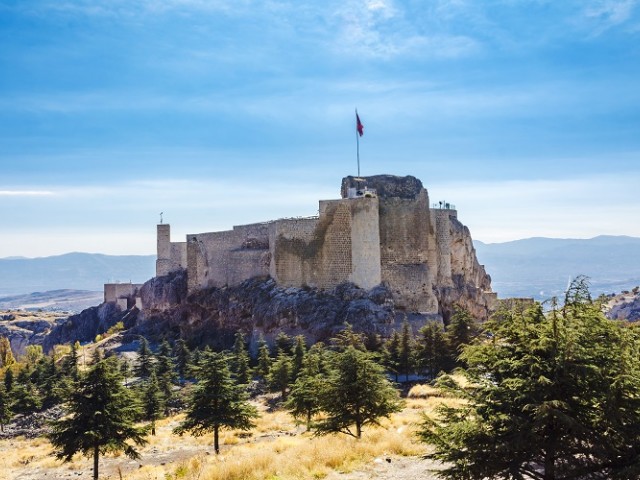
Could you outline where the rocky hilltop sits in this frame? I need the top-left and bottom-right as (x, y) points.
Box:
(14, 174), (497, 354)
(125, 175), (496, 347)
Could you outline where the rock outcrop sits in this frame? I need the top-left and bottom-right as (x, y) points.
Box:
(42, 302), (138, 352)
(134, 276), (411, 352)
(606, 288), (640, 322)
(0, 311), (67, 358)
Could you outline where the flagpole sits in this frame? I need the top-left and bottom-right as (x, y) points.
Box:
(356, 109), (360, 177)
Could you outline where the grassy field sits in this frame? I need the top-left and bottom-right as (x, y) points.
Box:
(0, 388), (459, 480)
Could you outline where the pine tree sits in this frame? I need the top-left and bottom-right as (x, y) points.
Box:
(275, 331), (293, 355)
(291, 335), (307, 381)
(48, 357), (148, 480)
(173, 338), (191, 381)
(315, 346), (403, 438)
(269, 351), (292, 400)
(4, 367), (14, 393)
(420, 278), (640, 480)
(0, 382), (12, 432)
(285, 345), (326, 430)
(134, 337), (154, 379)
(143, 371), (164, 436)
(415, 321), (450, 379)
(174, 351), (258, 454)
(383, 331), (401, 382)
(231, 332), (251, 384)
(11, 379), (41, 414)
(331, 323), (366, 351)
(155, 340), (177, 407)
(255, 334), (272, 380)
(398, 319), (414, 381)
(445, 306), (478, 367)
(62, 341), (80, 381)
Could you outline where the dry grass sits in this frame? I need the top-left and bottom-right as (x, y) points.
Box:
(0, 396), (450, 480)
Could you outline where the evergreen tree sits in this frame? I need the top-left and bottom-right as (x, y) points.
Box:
(48, 357), (148, 480)
(415, 321), (450, 379)
(331, 323), (367, 351)
(255, 334), (272, 380)
(173, 338), (191, 381)
(291, 335), (307, 381)
(0, 382), (12, 432)
(120, 359), (131, 387)
(11, 380), (41, 414)
(40, 355), (66, 409)
(383, 331), (401, 382)
(285, 345), (326, 430)
(445, 306), (478, 367)
(231, 332), (251, 384)
(398, 319), (414, 381)
(4, 367), (14, 393)
(174, 351), (258, 454)
(62, 341), (80, 381)
(420, 278), (640, 480)
(134, 337), (154, 379)
(143, 371), (164, 436)
(316, 346), (403, 438)
(269, 351), (292, 400)
(155, 340), (174, 377)
(156, 340), (177, 407)
(275, 331), (293, 355)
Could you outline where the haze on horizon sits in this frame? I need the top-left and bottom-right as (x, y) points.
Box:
(1, 1), (639, 258)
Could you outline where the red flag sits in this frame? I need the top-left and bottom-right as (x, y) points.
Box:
(356, 112), (364, 137)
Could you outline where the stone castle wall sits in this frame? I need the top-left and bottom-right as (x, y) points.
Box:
(187, 223), (271, 291)
(145, 175), (495, 320)
(271, 197), (381, 290)
(156, 224), (187, 276)
(104, 282), (143, 305)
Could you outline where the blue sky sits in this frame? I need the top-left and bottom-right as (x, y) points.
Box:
(1, 0), (639, 257)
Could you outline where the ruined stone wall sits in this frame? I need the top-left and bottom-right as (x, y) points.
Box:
(103, 283), (143, 304)
(187, 223), (271, 292)
(272, 198), (381, 289)
(269, 217), (318, 286)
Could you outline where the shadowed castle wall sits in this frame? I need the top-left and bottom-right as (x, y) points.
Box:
(271, 197), (380, 289)
(187, 223), (271, 291)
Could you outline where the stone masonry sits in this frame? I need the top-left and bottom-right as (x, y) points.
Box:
(153, 174), (496, 317)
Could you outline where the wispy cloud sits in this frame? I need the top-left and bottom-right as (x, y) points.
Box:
(0, 190), (54, 196)
(329, 0), (479, 59)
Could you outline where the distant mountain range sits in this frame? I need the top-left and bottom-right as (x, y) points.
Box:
(1, 236), (638, 306)
(474, 235), (640, 301)
(0, 252), (156, 296)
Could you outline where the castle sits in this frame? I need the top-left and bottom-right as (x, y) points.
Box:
(105, 175), (495, 318)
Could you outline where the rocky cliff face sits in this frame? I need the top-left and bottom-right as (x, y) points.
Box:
(0, 311), (63, 358)
(42, 302), (138, 352)
(133, 275), (419, 351)
(606, 289), (640, 322)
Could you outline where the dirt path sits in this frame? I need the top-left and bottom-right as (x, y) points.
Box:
(325, 455), (445, 480)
